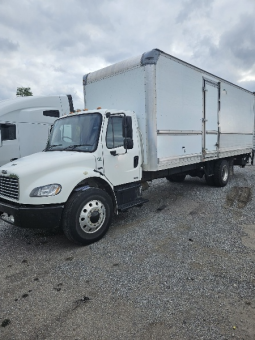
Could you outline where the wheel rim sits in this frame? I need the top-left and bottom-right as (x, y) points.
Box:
(222, 165), (229, 182)
(79, 199), (106, 234)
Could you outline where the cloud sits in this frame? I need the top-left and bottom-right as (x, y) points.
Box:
(219, 14), (255, 69)
(0, 37), (19, 52)
(171, 1), (255, 90)
(0, 0), (254, 108)
(176, 0), (214, 23)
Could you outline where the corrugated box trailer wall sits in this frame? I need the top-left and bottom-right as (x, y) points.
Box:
(83, 49), (255, 172)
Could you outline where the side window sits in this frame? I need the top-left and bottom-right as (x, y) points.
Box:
(0, 124), (16, 141)
(106, 117), (123, 149)
(43, 110), (60, 118)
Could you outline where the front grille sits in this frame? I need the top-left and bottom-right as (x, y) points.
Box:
(0, 176), (19, 200)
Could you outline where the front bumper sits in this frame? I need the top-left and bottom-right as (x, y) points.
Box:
(0, 198), (64, 229)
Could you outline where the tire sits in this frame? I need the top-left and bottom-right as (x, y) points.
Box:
(213, 159), (230, 187)
(62, 188), (113, 245)
(205, 174), (215, 186)
(166, 174), (186, 182)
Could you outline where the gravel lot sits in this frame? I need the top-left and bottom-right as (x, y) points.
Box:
(1, 165), (255, 340)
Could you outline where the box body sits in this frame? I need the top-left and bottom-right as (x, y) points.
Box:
(84, 49), (255, 171)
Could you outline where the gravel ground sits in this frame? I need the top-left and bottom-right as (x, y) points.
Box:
(0, 165), (255, 340)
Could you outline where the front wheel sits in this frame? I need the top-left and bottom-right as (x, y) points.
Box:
(62, 188), (113, 245)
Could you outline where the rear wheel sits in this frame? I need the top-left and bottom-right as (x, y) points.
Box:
(62, 188), (113, 245)
(213, 159), (230, 187)
(166, 174), (186, 182)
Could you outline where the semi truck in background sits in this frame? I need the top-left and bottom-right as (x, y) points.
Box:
(0, 49), (254, 245)
(253, 102), (255, 165)
(0, 95), (74, 166)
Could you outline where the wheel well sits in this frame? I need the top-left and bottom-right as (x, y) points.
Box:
(73, 177), (116, 208)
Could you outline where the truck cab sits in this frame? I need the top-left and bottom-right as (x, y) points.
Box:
(0, 109), (146, 245)
(47, 109), (142, 185)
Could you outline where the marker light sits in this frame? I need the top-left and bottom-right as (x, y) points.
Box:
(97, 107), (102, 109)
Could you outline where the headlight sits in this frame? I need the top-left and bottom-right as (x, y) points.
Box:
(30, 184), (62, 197)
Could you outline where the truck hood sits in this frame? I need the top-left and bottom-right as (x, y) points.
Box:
(0, 151), (96, 177)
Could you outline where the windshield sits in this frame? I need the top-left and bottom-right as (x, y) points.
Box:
(46, 113), (102, 152)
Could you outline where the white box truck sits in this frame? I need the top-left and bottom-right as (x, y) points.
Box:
(0, 49), (254, 245)
(0, 95), (74, 166)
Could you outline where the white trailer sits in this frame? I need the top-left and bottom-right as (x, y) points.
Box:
(0, 49), (254, 245)
(83, 49), (255, 174)
(0, 95), (74, 166)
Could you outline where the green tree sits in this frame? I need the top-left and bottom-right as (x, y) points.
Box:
(16, 87), (33, 97)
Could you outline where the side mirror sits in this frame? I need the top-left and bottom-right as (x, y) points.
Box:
(122, 116), (133, 139)
(124, 138), (133, 150)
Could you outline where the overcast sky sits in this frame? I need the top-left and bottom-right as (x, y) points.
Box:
(0, 0), (255, 109)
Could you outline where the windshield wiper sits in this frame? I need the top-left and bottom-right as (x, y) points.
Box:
(62, 144), (93, 151)
(47, 144), (63, 150)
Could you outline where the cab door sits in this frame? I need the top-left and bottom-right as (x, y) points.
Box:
(102, 115), (140, 186)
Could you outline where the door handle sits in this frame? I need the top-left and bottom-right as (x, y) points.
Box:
(134, 156), (139, 168)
